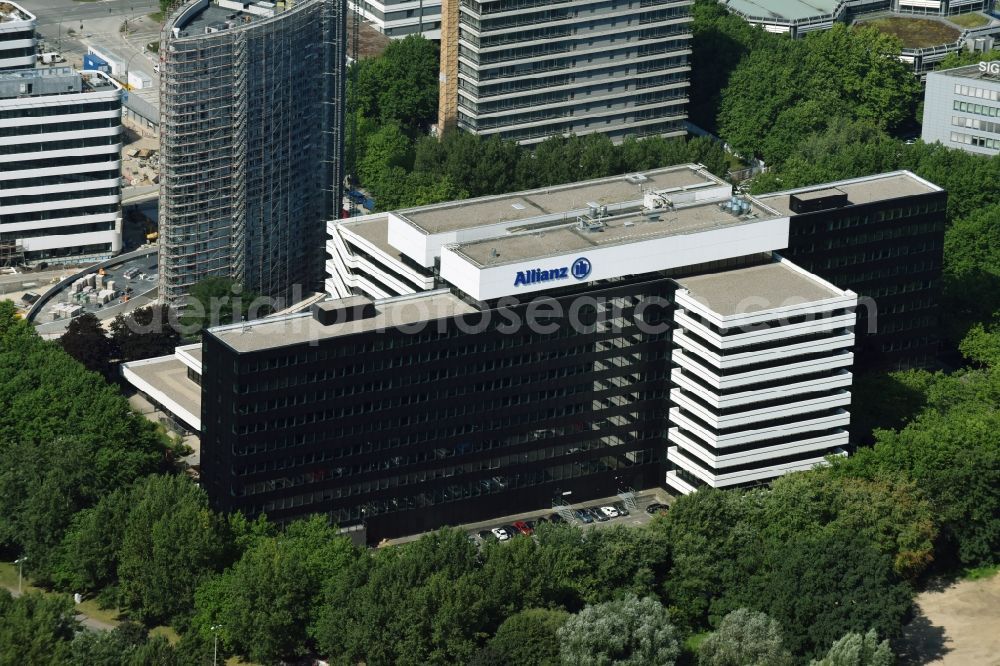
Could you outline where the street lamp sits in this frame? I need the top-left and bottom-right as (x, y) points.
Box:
(211, 624), (221, 666)
(14, 556), (27, 595)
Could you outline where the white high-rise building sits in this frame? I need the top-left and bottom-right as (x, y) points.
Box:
(0, 2), (37, 71)
(666, 260), (856, 493)
(349, 0), (441, 39)
(0, 68), (123, 265)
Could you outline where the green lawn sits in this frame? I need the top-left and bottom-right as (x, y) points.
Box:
(0, 562), (41, 595)
(963, 563), (1000, 580)
(150, 625), (180, 645)
(78, 599), (122, 627)
(859, 17), (960, 49)
(948, 12), (990, 29)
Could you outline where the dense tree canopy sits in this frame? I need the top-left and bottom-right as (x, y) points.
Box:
(60, 313), (115, 378)
(110, 305), (181, 363)
(698, 608), (793, 666)
(809, 630), (893, 666)
(192, 516), (356, 663)
(719, 25), (919, 164)
(117, 475), (231, 626)
(557, 594), (680, 666)
(0, 303), (168, 579)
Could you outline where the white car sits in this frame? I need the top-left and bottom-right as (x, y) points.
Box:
(491, 527), (510, 541)
(600, 506), (620, 518)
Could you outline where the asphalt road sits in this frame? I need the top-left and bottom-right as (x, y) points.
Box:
(20, 0), (161, 100)
(25, 0), (158, 47)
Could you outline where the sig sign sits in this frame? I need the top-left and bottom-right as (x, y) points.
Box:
(979, 61), (1000, 74)
(513, 257), (592, 287)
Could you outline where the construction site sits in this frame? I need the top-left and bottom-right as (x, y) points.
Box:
(157, 0), (345, 304)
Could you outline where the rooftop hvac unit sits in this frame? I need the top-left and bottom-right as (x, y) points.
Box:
(624, 174), (648, 185)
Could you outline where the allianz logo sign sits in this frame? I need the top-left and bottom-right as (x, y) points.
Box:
(979, 61), (1000, 74)
(514, 257), (592, 287)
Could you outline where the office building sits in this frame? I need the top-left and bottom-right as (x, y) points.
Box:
(349, 0), (441, 39)
(922, 62), (1000, 155)
(718, 0), (1000, 72)
(127, 165), (872, 541)
(0, 2), (36, 71)
(756, 171), (946, 370)
(438, 0), (692, 144)
(0, 68), (123, 266)
(158, 0), (345, 304)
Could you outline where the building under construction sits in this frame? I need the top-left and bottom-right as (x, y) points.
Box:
(158, 0), (345, 304)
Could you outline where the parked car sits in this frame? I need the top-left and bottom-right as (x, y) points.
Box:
(491, 527), (510, 541)
(589, 507), (609, 522)
(548, 513), (565, 524)
(613, 501), (630, 516)
(574, 509), (594, 524)
(599, 506), (620, 519)
(513, 520), (533, 536)
(479, 530), (496, 542)
(645, 502), (669, 515)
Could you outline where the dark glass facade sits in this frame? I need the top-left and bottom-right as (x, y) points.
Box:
(201, 278), (674, 542)
(780, 190), (947, 370)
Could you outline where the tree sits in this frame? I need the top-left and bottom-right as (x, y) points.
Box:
(192, 516), (358, 663)
(69, 621), (156, 666)
(942, 204), (1000, 343)
(180, 277), (268, 336)
(557, 594), (680, 666)
(488, 608), (568, 666)
(0, 308), (168, 580)
(959, 323), (1000, 368)
(662, 488), (759, 627)
(809, 630), (893, 666)
(830, 366), (1000, 568)
(52, 486), (132, 593)
(366, 36), (439, 131)
(312, 528), (486, 665)
(719, 25), (919, 161)
(697, 608), (793, 666)
(758, 471), (937, 580)
(118, 475), (231, 625)
(0, 590), (77, 666)
(111, 305), (181, 362)
(60, 312), (115, 378)
(936, 48), (1000, 71)
(740, 527), (912, 659)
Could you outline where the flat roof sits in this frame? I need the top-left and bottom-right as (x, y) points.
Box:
(675, 259), (843, 316)
(756, 171), (941, 215)
(341, 216), (408, 262)
(125, 356), (201, 418)
(0, 2), (34, 22)
(397, 165), (722, 234)
(452, 196), (781, 268)
(930, 62), (1000, 83)
(209, 290), (477, 353)
(722, 0), (840, 22)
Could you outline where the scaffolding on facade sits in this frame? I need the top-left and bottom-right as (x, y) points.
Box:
(157, 0), (345, 304)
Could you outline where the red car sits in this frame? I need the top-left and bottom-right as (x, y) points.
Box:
(513, 520), (533, 536)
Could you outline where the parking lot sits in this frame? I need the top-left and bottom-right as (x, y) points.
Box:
(384, 490), (673, 548)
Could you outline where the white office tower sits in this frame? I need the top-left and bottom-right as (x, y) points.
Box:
(0, 68), (123, 266)
(665, 259), (857, 494)
(0, 3), (37, 71)
(348, 0), (441, 39)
